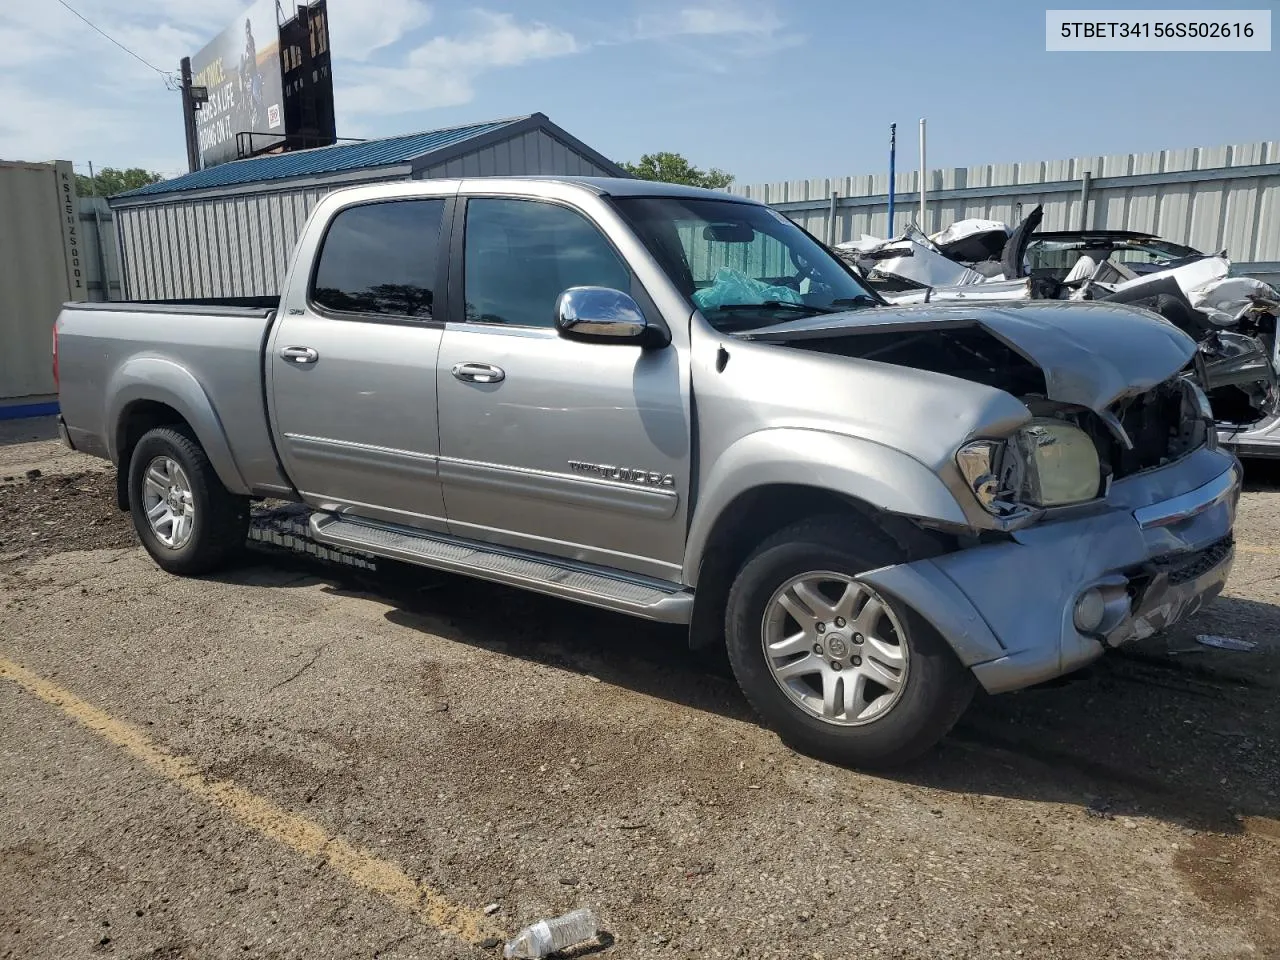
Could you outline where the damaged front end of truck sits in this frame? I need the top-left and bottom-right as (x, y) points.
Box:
(740, 300), (1241, 692)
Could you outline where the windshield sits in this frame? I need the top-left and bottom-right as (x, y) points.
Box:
(612, 196), (877, 332)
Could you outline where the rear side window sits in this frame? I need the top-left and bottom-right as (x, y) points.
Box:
(311, 199), (444, 319)
(463, 198), (630, 328)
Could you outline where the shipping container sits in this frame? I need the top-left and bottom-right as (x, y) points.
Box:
(0, 160), (87, 405)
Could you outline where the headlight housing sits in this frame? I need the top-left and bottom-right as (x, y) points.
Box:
(957, 418), (1102, 520)
(1015, 420), (1102, 506)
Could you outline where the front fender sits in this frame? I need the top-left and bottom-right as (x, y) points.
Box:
(107, 357), (250, 494)
(683, 428), (970, 583)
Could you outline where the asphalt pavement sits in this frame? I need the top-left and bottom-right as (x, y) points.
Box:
(2, 422), (1277, 959)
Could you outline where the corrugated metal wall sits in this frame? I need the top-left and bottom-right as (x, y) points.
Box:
(79, 197), (123, 302)
(732, 141), (1280, 282)
(116, 180), (375, 300)
(0, 160), (86, 401)
(114, 128), (621, 301)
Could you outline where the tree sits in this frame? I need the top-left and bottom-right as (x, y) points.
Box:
(74, 167), (165, 198)
(619, 152), (733, 190)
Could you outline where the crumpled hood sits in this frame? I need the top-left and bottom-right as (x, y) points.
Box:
(743, 299), (1196, 412)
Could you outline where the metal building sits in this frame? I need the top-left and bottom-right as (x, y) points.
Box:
(0, 160), (86, 409)
(110, 113), (628, 300)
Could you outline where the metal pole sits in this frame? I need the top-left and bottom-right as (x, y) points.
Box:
(86, 162), (112, 302)
(180, 56), (200, 173)
(1078, 171), (1092, 231)
(918, 118), (927, 231)
(827, 190), (838, 246)
(887, 123), (897, 237)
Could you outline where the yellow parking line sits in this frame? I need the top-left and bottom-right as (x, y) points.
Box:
(0, 654), (498, 946)
(1237, 543), (1280, 556)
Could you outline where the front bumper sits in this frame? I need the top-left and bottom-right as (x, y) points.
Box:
(860, 447), (1241, 694)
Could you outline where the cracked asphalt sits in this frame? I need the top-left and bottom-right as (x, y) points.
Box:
(2, 417), (1279, 959)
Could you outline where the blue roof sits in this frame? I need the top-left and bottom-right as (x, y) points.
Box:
(116, 116), (525, 200)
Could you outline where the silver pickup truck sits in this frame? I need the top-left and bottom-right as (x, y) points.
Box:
(55, 176), (1240, 767)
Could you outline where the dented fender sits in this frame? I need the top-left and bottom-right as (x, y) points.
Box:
(682, 428), (970, 585)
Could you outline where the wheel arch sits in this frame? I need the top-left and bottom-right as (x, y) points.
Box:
(108, 359), (249, 509)
(685, 478), (959, 652)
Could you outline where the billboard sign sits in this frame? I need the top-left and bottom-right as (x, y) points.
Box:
(190, 0), (285, 168)
(280, 0), (336, 149)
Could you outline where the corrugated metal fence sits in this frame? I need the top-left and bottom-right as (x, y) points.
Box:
(79, 197), (123, 302)
(731, 141), (1280, 282)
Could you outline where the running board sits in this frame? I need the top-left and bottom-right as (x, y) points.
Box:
(309, 514), (693, 624)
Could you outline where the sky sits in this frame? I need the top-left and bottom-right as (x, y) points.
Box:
(0, 0), (1275, 187)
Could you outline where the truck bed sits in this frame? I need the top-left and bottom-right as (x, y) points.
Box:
(56, 300), (289, 495)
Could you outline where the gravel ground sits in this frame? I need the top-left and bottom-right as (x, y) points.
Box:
(1, 425), (1278, 959)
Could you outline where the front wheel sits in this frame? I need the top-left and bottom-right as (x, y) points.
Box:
(128, 426), (249, 575)
(725, 516), (975, 768)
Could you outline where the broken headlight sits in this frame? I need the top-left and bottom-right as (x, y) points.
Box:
(1015, 419), (1102, 506)
(957, 419), (1102, 519)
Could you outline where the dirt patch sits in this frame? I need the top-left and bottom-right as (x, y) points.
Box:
(0, 471), (136, 565)
(1175, 832), (1280, 946)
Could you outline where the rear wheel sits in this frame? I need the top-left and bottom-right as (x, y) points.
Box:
(725, 515), (975, 767)
(128, 426), (249, 575)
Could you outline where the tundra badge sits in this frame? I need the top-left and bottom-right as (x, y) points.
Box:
(568, 461), (675, 487)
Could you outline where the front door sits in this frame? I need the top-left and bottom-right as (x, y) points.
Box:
(268, 196), (450, 530)
(436, 196), (691, 581)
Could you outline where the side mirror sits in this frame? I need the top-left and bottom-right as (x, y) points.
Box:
(555, 287), (667, 347)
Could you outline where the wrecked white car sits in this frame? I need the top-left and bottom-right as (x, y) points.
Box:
(835, 211), (1280, 457)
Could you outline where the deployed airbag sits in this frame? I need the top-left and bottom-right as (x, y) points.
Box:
(692, 268), (804, 310)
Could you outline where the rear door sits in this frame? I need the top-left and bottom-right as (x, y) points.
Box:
(268, 196), (451, 530)
(434, 194), (691, 582)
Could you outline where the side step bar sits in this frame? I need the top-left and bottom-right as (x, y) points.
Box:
(309, 514), (694, 624)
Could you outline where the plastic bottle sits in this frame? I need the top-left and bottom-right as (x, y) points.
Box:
(503, 908), (598, 959)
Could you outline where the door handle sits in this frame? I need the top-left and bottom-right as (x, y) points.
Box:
(451, 362), (505, 383)
(280, 346), (319, 364)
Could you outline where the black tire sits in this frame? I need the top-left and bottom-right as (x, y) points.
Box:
(725, 515), (975, 768)
(128, 425), (249, 576)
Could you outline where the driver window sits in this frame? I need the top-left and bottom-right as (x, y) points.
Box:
(463, 198), (631, 328)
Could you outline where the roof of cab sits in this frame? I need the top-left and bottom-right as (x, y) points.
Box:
(487, 176), (756, 202)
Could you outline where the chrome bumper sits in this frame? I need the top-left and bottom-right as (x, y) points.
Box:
(860, 448), (1242, 695)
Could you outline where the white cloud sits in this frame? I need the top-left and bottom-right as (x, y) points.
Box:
(326, 0), (434, 61)
(633, 2), (785, 40)
(0, 3), (197, 169)
(0, 78), (152, 167)
(670, 5), (782, 36)
(337, 11), (579, 116)
(409, 11), (578, 68)
(626, 1), (800, 74)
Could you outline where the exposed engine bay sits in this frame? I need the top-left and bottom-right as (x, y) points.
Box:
(833, 210), (1280, 452)
(759, 319), (1207, 489)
